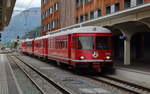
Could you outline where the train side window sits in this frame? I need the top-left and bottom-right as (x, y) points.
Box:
(44, 40), (46, 48)
(49, 40), (51, 48)
(72, 37), (76, 49)
(56, 39), (59, 49)
(65, 39), (68, 48)
(40, 40), (42, 48)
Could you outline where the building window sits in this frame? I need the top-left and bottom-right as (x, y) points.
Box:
(80, 15), (84, 22)
(54, 3), (59, 11)
(44, 11), (46, 18)
(52, 21), (55, 28)
(97, 9), (101, 17)
(106, 6), (111, 14)
(90, 11), (94, 19)
(46, 11), (48, 17)
(85, 14), (88, 21)
(42, 14), (44, 19)
(44, 26), (46, 31)
(54, 20), (59, 27)
(42, 26), (44, 31)
(43, 0), (47, 5)
(49, 7), (53, 14)
(136, 0), (143, 5)
(50, 21), (53, 28)
(51, 20), (59, 28)
(94, 8), (101, 18)
(76, 0), (92, 8)
(80, 0), (84, 6)
(76, 17), (79, 23)
(124, 0), (131, 8)
(85, 0), (92, 4)
(115, 3), (120, 12)
(49, 22), (52, 29)
(48, 23), (50, 30)
(46, 24), (48, 31)
(76, 0), (80, 8)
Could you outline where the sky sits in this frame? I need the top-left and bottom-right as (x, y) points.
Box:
(13, 0), (41, 15)
(1, 0), (41, 44)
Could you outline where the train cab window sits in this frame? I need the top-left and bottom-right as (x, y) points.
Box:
(78, 36), (94, 49)
(96, 36), (110, 50)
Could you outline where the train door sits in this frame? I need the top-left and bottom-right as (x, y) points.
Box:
(43, 38), (48, 58)
(70, 35), (77, 66)
(32, 40), (34, 55)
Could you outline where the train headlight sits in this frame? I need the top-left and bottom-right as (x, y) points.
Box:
(80, 56), (85, 60)
(106, 56), (110, 59)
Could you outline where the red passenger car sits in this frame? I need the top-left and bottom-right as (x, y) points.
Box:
(21, 39), (34, 55)
(34, 36), (48, 58)
(21, 41), (27, 53)
(46, 26), (112, 72)
(21, 26), (113, 72)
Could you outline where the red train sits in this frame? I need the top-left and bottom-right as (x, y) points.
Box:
(21, 26), (113, 72)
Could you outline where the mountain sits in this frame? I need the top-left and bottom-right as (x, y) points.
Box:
(2, 7), (41, 43)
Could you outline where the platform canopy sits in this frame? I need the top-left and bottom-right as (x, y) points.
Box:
(0, 0), (16, 31)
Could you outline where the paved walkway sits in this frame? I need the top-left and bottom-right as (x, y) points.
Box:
(114, 58), (150, 72)
(0, 54), (9, 94)
(0, 54), (20, 94)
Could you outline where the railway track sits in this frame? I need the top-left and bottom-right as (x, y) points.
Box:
(8, 54), (72, 94)
(12, 53), (150, 94)
(86, 75), (150, 94)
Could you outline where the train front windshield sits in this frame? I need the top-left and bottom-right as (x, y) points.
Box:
(77, 36), (110, 50)
(95, 36), (110, 50)
(78, 36), (94, 49)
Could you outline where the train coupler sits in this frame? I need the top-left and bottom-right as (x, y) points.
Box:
(92, 62), (101, 72)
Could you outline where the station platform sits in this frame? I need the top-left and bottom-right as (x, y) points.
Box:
(113, 59), (150, 88)
(114, 58), (150, 72)
(0, 54), (21, 94)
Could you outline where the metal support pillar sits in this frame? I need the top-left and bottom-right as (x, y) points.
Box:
(124, 38), (131, 65)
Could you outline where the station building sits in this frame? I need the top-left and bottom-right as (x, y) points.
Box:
(41, 0), (150, 35)
(0, 0), (16, 31)
(41, 0), (150, 67)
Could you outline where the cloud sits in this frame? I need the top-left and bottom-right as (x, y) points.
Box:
(15, 0), (41, 9)
(13, 0), (41, 16)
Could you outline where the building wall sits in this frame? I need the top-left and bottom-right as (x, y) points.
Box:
(41, 0), (150, 35)
(41, 0), (60, 35)
(60, 0), (76, 28)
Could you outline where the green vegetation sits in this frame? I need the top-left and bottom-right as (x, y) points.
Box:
(22, 26), (41, 39)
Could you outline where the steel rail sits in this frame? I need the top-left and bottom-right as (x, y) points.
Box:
(87, 75), (150, 94)
(7, 55), (46, 94)
(11, 55), (72, 94)
(13, 53), (150, 94)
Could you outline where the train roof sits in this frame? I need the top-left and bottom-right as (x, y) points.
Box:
(34, 26), (111, 40)
(22, 38), (34, 42)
